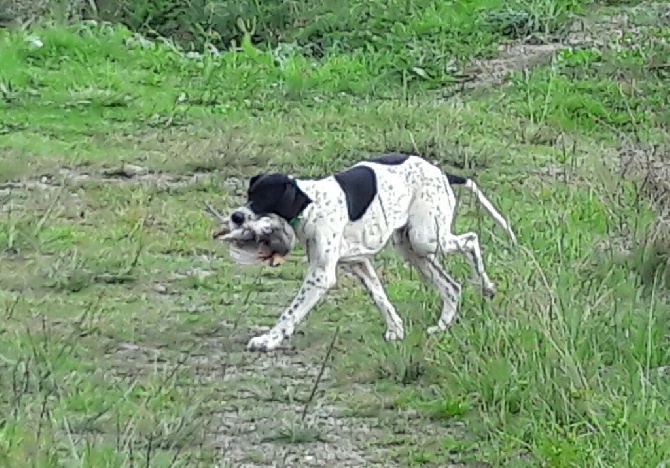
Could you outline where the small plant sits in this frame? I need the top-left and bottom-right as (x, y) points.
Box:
(628, 237), (670, 292)
(373, 329), (429, 385)
(263, 420), (328, 444)
(482, 0), (581, 41)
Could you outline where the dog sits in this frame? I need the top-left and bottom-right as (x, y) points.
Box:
(217, 153), (517, 352)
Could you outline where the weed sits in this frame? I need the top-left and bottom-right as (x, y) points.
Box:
(483, 0), (582, 41)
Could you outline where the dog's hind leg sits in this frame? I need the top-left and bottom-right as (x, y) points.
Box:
(439, 232), (497, 298)
(405, 176), (498, 298)
(347, 259), (405, 341)
(393, 228), (462, 334)
(405, 210), (497, 298)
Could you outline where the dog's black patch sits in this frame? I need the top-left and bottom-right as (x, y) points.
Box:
(446, 173), (469, 185)
(333, 166), (378, 222)
(247, 173), (312, 221)
(367, 153), (410, 166)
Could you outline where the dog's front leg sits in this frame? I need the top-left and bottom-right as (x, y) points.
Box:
(247, 232), (339, 352)
(246, 265), (335, 352)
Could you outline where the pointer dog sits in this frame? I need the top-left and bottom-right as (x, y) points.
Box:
(218, 153), (517, 352)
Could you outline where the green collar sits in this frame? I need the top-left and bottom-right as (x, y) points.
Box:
(288, 216), (301, 228)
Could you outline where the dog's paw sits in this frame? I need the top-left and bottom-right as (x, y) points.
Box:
(246, 333), (283, 352)
(383, 327), (405, 342)
(426, 314), (455, 335)
(482, 283), (497, 299)
(427, 325), (448, 335)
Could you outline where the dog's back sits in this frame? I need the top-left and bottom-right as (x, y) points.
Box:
(358, 153), (457, 205)
(359, 153), (516, 244)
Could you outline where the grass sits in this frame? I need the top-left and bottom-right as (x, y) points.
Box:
(1, 0), (670, 466)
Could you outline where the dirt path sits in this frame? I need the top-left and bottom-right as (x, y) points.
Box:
(91, 265), (464, 467)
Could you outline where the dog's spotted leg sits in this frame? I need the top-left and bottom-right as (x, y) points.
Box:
(408, 221), (496, 298)
(246, 266), (334, 351)
(247, 233), (339, 352)
(394, 229), (462, 334)
(347, 259), (405, 342)
(421, 257), (462, 334)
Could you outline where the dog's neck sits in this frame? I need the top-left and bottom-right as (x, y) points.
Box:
(289, 179), (321, 229)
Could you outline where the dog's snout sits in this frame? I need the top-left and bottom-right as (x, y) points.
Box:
(231, 211), (245, 225)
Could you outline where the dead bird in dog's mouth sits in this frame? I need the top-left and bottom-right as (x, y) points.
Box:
(207, 202), (296, 267)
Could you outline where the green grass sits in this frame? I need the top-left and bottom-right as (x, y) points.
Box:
(1, 1), (670, 466)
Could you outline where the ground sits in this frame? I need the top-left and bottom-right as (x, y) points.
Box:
(1, 1), (670, 467)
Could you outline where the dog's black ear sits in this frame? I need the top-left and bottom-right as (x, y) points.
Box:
(274, 179), (311, 221)
(248, 174), (263, 193)
(247, 173), (312, 221)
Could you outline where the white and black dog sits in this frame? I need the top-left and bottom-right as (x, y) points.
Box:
(220, 153), (517, 352)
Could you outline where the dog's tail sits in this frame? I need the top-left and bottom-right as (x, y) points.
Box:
(446, 173), (517, 245)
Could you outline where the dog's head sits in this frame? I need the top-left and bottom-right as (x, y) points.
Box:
(224, 172), (311, 229)
(212, 172), (311, 264)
